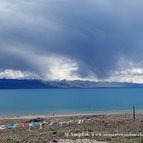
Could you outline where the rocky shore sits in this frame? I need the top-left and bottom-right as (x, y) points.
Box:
(0, 113), (143, 143)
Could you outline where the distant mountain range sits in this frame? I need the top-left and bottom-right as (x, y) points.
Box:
(0, 79), (143, 89)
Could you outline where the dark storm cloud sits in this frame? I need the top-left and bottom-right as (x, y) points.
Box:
(0, 0), (143, 79)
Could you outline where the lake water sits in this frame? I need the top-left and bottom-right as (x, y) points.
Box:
(0, 88), (143, 116)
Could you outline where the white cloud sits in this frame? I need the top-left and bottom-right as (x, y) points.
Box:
(1, 67), (143, 83)
(0, 47), (81, 80)
(47, 57), (78, 80)
(104, 68), (143, 83)
(0, 69), (39, 79)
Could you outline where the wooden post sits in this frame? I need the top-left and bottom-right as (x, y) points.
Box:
(133, 106), (136, 119)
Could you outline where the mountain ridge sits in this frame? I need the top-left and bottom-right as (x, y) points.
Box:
(0, 79), (143, 89)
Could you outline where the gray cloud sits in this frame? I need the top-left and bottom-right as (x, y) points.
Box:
(0, 0), (143, 79)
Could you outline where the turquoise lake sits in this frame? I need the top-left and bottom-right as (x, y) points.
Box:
(0, 88), (143, 116)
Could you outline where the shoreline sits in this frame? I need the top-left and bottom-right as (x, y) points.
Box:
(0, 111), (142, 120)
(1, 111), (143, 143)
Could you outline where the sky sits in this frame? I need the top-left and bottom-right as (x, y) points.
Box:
(0, 0), (143, 83)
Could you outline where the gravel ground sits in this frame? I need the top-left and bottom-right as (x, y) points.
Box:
(0, 113), (143, 143)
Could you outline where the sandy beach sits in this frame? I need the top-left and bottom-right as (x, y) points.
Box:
(0, 110), (134, 119)
(0, 113), (143, 143)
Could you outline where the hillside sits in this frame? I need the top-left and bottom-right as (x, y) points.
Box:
(0, 79), (142, 89)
